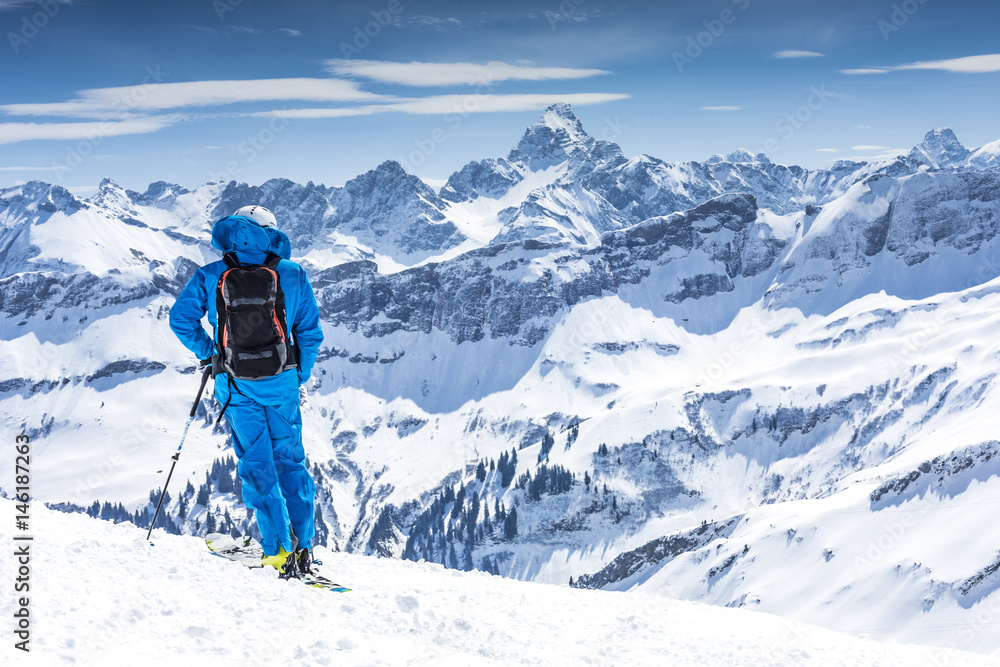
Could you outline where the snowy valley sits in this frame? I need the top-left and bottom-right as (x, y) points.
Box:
(3, 104), (1000, 659)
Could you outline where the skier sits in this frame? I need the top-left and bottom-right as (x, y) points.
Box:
(169, 205), (324, 578)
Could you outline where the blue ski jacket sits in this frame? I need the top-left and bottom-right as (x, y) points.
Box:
(169, 215), (324, 404)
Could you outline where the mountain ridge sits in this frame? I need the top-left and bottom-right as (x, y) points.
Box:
(3, 104), (1000, 655)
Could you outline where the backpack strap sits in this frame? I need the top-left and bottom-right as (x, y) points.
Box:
(263, 252), (281, 268)
(223, 253), (241, 269)
(215, 375), (247, 425)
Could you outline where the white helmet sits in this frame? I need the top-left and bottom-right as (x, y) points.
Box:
(233, 205), (277, 229)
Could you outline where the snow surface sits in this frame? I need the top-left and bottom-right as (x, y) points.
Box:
(4, 500), (996, 667)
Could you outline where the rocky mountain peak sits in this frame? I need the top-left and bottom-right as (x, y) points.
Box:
(507, 103), (598, 168)
(706, 149), (771, 165)
(87, 177), (137, 212)
(345, 160), (436, 199)
(909, 127), (970, 168)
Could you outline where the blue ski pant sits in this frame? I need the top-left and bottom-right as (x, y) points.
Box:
(220, 386), (315, 556)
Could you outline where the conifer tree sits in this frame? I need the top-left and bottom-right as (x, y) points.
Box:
(195, 481), (210, 507)
(504, 506), (518, 540)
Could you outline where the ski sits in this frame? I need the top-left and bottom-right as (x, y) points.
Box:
(206, 532), (264, 568)
(206, 533), (350, 592)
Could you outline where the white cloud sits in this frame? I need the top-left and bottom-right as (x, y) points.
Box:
(383, 93), (628, 114)
(0, 79), (383, 119)
(846, 147), (908, 162)
(250, 93), (629, 120)
(229, 26), (263, 35)
(250, 107), (374, 120)
(407, 16), (463, 31)
(0, 117), (175, 145)
(0, 63), (626, 145)
(852, 145), (889, 151)
(898, 54), (1000, 73)
(544, 9), (602, 26)
(0, 0), (69, 9)
(815, 148), (840, 153)
(773, 50), (824, 58)
(852, 125), (872, 130)
(700, 106), (742, 111)
(324, 59), (611, 87)
(841, 54), (1000, 75)
(276, 28), (302, 37)
(0, 165), (69, 171)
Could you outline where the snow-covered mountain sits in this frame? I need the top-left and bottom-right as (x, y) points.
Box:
(3, 104), (1000, 656)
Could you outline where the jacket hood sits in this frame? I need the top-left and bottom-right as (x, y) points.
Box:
(211, 215), (291, 260)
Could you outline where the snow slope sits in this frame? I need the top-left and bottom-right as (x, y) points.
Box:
(3, 500), (995, 667)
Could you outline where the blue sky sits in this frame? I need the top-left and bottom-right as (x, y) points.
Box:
(1, 0), (999, 194)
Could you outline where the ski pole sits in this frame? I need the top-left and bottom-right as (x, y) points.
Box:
(147, 364), (212, 543)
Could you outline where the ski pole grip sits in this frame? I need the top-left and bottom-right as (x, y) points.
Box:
(189, 365), (212, 418)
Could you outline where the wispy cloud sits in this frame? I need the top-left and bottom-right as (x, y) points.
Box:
(773, 50), (824, 59)
(840, 68), (889, 75)
(544, 8), (603, 27)
(324, 59), (610, 87)
(0, 79), (382, 118)
(229, 25), (263, 35)
(846, 146), (908, 162)
(841, 53), (1000, 75)
(815, 148), (840, 153)
(251, 93), (630, 119)
(406, 15), (464, 31)
(0, 117), (176, 145)
(0, 61), (626, 145)
(189, 25), (302, 38)
(701, 106), (742, 111)
(0, 0), (69, 10)
(0, 165), (69, 171)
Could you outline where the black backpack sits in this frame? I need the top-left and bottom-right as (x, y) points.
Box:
(214, 252), (297, 380)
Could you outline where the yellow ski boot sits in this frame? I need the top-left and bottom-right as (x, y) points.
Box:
(260, 547), (297, 577)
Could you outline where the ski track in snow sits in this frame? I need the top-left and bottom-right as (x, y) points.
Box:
(2, 501), (997, 667)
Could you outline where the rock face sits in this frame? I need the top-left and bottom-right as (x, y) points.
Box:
(4, 106), (1000, 654)
(506, 102), (625, 169)
(908, 128), (972, 168)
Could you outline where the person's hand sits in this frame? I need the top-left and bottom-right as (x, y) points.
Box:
(199, 357), (212, 369)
